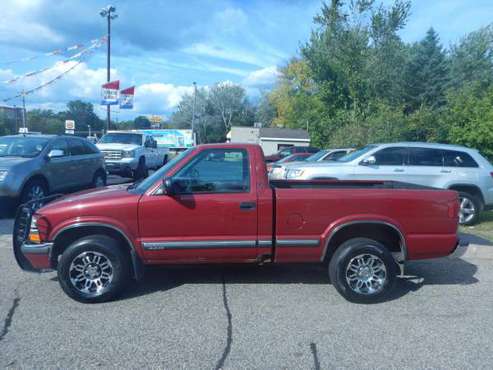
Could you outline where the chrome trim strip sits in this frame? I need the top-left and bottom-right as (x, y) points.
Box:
(143, 240), (257, 250)
(258, 240), (273, 247)
(276, 239), (320, 247)
(320, 221), (408, 262)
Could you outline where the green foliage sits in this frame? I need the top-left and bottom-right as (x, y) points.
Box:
(444, 84), (493, 159)
(133, 116), (151, 129)
(266, 0), (493, 154)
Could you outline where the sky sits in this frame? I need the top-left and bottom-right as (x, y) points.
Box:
(0, 0), (492, 121)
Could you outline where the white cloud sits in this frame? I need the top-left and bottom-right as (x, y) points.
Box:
(243, 66), (280, 87)
(133, 83), (194, 114)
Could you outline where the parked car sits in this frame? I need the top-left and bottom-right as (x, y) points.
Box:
(264, 146), (319, 163)
(14, 143), (459, 304)
(266, 152), (312, 172)
(269, 148), (353, 180)
(0, 134), (106, 208)
(283, 142), (493, 225)
(96, 131), (169, 180)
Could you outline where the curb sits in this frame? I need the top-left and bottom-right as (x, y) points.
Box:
(451, 244), (493, 260)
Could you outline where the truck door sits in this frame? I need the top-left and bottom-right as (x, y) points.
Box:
(138, 147), (258, 263)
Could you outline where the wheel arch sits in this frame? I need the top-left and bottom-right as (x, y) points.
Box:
(51, 223), (143, 280)
(20, 174), (50, 197)
(448, 184), (484, 208)
(322, 221), (407, 265)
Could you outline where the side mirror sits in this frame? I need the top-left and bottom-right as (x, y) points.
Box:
(360, 155), (376, 166)
(161, 177), (175, 195)
(47, 149), (64, 159)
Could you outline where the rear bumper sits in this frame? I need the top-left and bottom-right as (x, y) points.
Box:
(406, 233), (459, 260)
(16, 242), (53, 272)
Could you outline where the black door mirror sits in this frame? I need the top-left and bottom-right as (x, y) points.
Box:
(162, 177), (175, 195)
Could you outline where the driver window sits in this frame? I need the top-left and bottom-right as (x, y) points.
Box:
(174, 149), (250, 194)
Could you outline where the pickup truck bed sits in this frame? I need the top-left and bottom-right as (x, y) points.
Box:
(13, 143), (459, 304)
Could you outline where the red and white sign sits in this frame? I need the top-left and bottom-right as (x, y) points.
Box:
(119, 86), (135, 109)
(101, 80), (120, 105)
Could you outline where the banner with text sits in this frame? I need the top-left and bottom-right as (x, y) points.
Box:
(101, 80), (120, 105)
(119, 86), (135, 109)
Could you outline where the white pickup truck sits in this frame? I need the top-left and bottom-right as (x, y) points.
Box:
(96, 131), (169, 180)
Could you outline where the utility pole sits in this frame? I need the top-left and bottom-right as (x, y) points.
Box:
(100, 5), (117, 133)
(191, 81), (197, 145)
(21, 91), (26, 130)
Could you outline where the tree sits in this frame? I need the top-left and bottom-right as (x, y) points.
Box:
(134, 116), (151, 129)
(449, 25), (493, 89)
(27, 109), (64, 134)
(403, 28), (449, 111)
(208, 82), (248, 133)
(255, 93), (276, 127)
(60, 100), (104, 134)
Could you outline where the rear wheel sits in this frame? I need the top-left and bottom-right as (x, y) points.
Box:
(20, 179), (48, 209)
(458, 191), (481, 226)
(57, 235), (130, 303)
(329, 238), (397, 303)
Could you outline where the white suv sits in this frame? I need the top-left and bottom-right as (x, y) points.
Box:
(283, 142), (493, 225)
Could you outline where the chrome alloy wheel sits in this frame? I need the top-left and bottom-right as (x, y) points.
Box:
(69, 251), (113, 296)
(345, 253), (387, 295)
(459, 196), (476, 224)
(27, 184), (46, 209)
(94, 175), (106, 187)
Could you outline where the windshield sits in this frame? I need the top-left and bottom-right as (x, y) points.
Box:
(306, 150), (328, 162)
(336, 145), (376, 162)
(99, 133), (142, 145)
(130, 148), (195, 194)
(0, 136), (50, 158)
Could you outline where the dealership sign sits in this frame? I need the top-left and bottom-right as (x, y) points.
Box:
(65, 120), (75, 134)
(101, 80), (120, 105)
(119, 86), (135, 109)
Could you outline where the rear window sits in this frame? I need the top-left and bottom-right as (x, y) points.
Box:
(443, 150), (478, 168)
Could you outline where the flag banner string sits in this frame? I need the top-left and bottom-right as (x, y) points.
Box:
(2, 37), (107, 84)
(0, 36), (106, 66)
(1, 53), (93, 103)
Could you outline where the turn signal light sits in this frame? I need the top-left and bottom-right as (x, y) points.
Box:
(28, 217), (41, 244)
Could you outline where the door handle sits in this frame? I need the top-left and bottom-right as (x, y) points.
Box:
(394, 169), (404, 172)
(239, 202), (256, 210)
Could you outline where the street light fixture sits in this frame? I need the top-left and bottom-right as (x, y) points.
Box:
(100, 5), (117, 133)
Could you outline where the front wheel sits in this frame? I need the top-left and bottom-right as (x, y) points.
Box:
(329, 238), (397, 303)
(20, 179), (48, 209)
(57, 235), (130, 303)
(92, 171), (107, 188)
(132, 157), (148, 180)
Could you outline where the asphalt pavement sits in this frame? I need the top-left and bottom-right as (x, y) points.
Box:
(1, 214), (493, 369)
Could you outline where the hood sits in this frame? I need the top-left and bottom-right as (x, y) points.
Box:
(281, 160), (353, 170)
(0, 156), (33, 170)
(38, 184), (140, 216)
(96, 143), (140, 151)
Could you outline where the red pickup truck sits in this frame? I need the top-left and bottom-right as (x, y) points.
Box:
(13, 143), (460, 303)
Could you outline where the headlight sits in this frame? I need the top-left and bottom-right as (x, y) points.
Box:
(285, 169), (304, 179)
(0, 170), (7, 182)
(123, 150), (136, 158)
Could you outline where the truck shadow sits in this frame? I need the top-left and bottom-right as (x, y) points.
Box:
(120, 257), (478, 303)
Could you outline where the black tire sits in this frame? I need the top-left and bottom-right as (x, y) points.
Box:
(133, 157), (148, 180)
(162, 155), (168, 166)
(458, 191), (481, 226)
(92, 170), (107, 188)
(328, 238), (398, 303)
(20, 178), (48, 209)
(57, 235), (130, 303)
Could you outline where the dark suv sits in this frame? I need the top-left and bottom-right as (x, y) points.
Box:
(0, 135), (106, 209)
(264, 146), (319, 163)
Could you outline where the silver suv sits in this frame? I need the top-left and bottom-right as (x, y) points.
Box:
(283, 142), (493, 225)
(0, 135), (106, 209)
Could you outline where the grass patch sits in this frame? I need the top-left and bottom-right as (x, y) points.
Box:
(460, 210), (493, 242)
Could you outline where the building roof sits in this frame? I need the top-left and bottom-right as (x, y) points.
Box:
(259, 127), (309, 140)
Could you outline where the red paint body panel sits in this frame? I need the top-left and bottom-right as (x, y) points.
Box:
(31, 143), (458, 270)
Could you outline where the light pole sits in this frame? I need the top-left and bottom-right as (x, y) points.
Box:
(100, 5), (117, 133)
(191, 81), (197, 145)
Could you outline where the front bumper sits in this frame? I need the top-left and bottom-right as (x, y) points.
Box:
(105, 159), (138, 175)
(15, 241), (53, 272)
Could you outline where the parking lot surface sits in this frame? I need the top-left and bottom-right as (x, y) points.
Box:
(1, 217), (493, 369)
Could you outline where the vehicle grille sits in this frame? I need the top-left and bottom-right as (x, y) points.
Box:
(101, 150), (123, 160)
